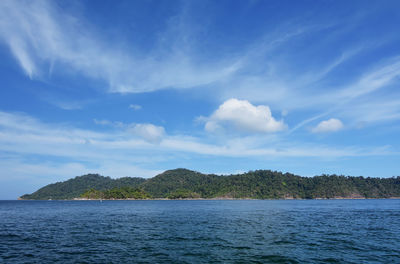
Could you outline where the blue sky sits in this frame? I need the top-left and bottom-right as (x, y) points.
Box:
(1, 0), (400, 199)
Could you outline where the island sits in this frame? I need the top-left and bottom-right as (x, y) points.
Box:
(19, 168), (400, 200)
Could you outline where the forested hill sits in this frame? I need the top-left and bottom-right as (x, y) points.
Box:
(20, 174), (146, 200)
(20, 169), (400, 200)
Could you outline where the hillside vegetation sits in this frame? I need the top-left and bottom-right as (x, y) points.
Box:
(20, 169), (400, 200)
(20, 174), (145, 200)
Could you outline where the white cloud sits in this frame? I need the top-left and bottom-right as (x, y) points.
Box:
(51, 101), (83, 110)
(204, 98), (286, 133)
(312, 118), (344, 133)
(1, 0), (399, 131)
(129, 104), (142, 110)
(93, 119), (125, 128)
(0, 111), (383, 164)
(93, 119), (113, 126)
(93, 119), (165, 143)
(128, 123), (165, 143)
(288, 57), (400, 134)
(8, 37), (36, 78)
(0, 158), (162, 196)
(345, 98), (400, 124)
(0, 0), (240, 93)
(0, 110), (393, 198)
(339, 57), (400, 100)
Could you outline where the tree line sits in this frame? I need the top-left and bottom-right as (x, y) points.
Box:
(20, 169), (400, 200)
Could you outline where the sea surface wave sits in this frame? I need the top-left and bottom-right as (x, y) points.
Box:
(0, 200), (399, 263)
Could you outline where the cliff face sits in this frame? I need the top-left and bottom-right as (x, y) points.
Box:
(20, 169), (400, 200)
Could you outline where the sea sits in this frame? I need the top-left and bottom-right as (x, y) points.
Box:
(0, 200), (399, 263)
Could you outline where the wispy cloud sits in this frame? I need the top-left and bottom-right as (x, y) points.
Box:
(49, 100), (84, 110)
(339, 97), (400, 125)
(0, 157), (163, 194)
(93, 119), (165, 143)
(338, 57), (400, 100)
(129, 104), (142, 110)
(4, 0), (394, 122)
(0, 111), (392, 163)
(0, 109), (396, 197)
(289, 56), (400, 132)
(0, 1), (399, 176)
(0, 0), (240, 93)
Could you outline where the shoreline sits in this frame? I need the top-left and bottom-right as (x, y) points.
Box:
(17, 197), (400, 201)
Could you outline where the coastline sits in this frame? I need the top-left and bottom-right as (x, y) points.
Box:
(17, 197), (400, 201)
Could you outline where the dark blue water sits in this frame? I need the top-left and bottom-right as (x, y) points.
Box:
(0, 200), (399, 263)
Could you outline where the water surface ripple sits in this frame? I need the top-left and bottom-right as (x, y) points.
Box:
(0, 200), (399, 263)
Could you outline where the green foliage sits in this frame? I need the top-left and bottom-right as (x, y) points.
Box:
(20, 169), (400, 200)
(166, 189), (201, 199)
(81, 187), (150, 199)
(20, 174), (146, 200)
(80, 188), (104, 199)
(142, 169), (219, 197)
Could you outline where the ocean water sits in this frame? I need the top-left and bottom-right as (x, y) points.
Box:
(0, 200), (399, 263)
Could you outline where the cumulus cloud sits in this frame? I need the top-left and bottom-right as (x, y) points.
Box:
(312, 118), (344, 133)
(204, 98), (286, 133)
